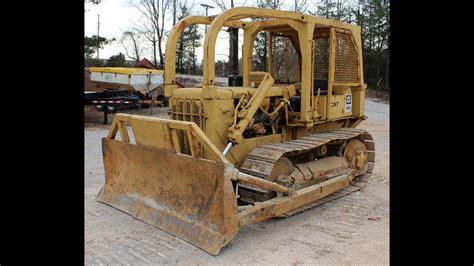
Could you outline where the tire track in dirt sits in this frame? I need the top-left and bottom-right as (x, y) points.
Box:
(85, 233), (174, 264)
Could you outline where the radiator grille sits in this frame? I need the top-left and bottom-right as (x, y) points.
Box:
(169, 98), (204, 128)
(169, 98), (204, 155)
(334, 31), (359, 83)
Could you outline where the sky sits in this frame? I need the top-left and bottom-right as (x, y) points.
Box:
(84, 0), (249, 61)
(83, 0), (355, 62)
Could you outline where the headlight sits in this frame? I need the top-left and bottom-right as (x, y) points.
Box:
(107, 106), (115, 112)
(96, 105), (104, 111)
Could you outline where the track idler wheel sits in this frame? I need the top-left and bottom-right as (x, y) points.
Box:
(266, 157), (295, 197)
(343, 139), (368, 175)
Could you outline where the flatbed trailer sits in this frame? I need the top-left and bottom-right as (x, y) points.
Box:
(85, 90), (140, 124)
(89, 67), (165, 102)
(85, 67), (165, 124)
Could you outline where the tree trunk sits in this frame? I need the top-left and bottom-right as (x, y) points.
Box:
(263, 33), (267, 71)
(385, 35), (390, 89)
(227, 0), (239, 76)
(325, 0), (329, 18)
(177, 38), (184, 72)
(153, 40), (158, 67)
(158, 36), (164, 67)
(132, 35), (140, 62)
(159, 0), (168, 68)
(192, 44), (196, 74)
(385, 3), (390, 89)
(172, 0), (176, 25)
(229, 28), (239, 75)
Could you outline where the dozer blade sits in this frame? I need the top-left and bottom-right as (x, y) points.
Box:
(96, 114), (238, 255)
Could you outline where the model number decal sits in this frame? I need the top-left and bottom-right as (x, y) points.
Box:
(345, 94), (352, 112)
(331, 102), (339, 107)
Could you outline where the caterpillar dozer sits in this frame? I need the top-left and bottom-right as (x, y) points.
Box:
(97, 7), (375, 255)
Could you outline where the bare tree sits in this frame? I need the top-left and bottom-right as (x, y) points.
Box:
(172, 0), (177, 25)
(252, 0), (282, 72)
(132, 19), (158, 66)
(212, 0), (243, 75)
(255, 0), (281, 9)
(212, 0), (247, 9)
(121, 31), (142, 62)
(293, 0), (309, 13)
(132, 0), (170, 67)
(212, 0), (228, 10)
(176, 0), (192, 72)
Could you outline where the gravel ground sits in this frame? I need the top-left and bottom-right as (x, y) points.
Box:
(85, 98), (389, 264)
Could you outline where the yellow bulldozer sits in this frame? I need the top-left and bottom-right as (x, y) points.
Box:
(96, 7), (375, 255)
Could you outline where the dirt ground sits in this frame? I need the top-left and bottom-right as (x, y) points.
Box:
(85, 98), (389, 264)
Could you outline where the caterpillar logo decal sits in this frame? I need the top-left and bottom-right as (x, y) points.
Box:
(345, 94), (352, 112)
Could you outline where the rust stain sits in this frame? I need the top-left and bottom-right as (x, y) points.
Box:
(97, 138), (238, 255)
(178, 21), (188, 32)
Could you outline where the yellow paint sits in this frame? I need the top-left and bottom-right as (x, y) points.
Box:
(99, 8), (375, 256)
(89, 67), (164, 75)
(112, 6), (369, 180)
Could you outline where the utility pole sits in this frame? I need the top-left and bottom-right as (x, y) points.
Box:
(200, 3), (214, 35)
(91, 0), (102, 59)
(97, 14), (100, 59)
(229, 0), (239, 76)
(228, 27), (239, 76)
